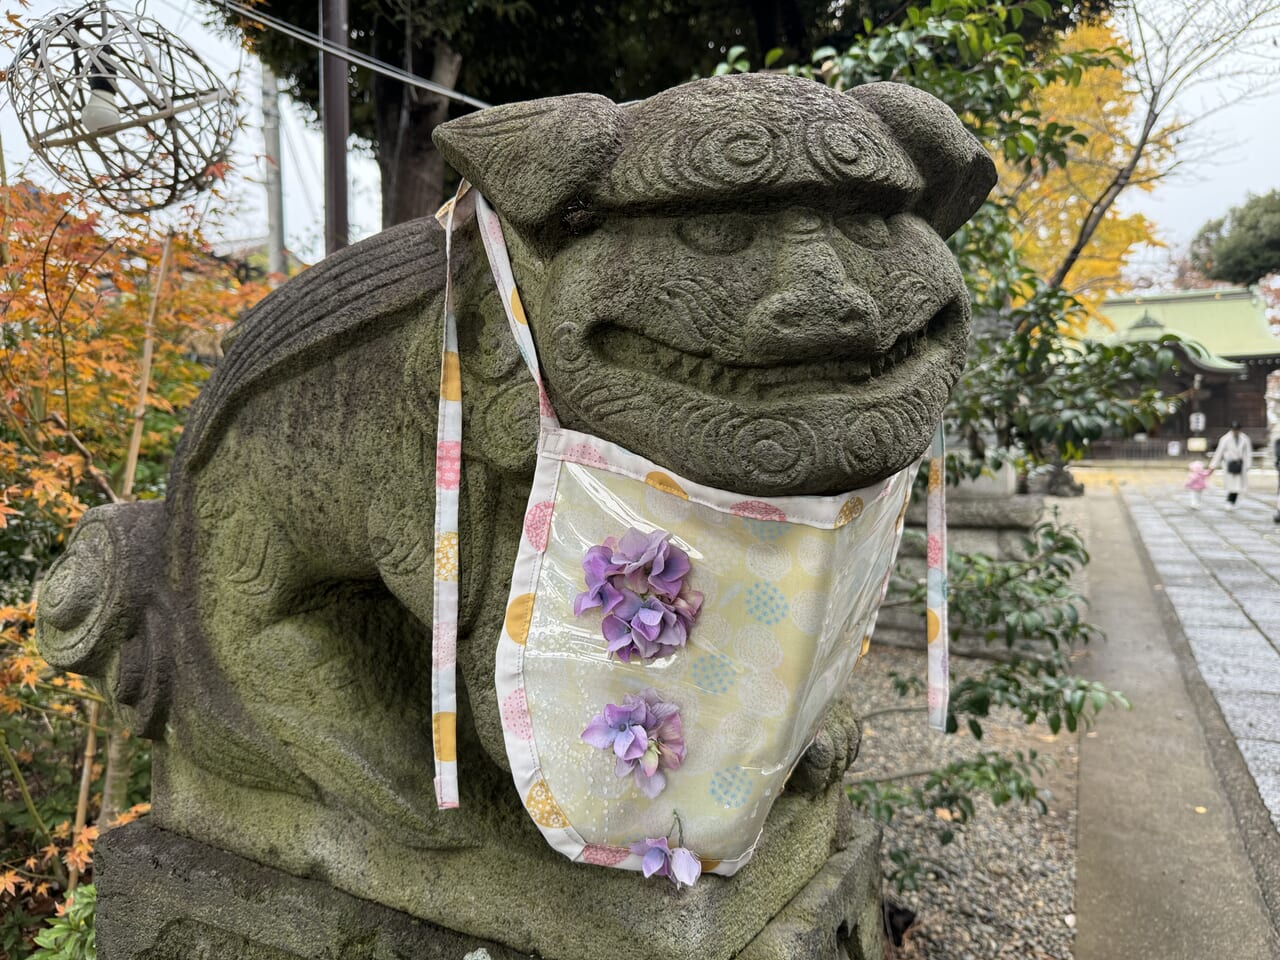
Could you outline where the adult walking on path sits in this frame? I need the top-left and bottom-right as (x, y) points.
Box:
(1208, 421), (1254, 511)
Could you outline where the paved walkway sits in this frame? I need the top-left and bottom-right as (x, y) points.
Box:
(1074, 485), (1279, 959)
(1121, 478), (1280, 829)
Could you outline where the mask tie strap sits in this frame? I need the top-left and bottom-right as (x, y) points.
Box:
(473, 193), (560, 432)
(429, 182), (476, 810)
(925, 422), (949, 732)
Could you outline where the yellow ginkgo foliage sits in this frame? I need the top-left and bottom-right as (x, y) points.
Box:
(999, 22), (1176, 324)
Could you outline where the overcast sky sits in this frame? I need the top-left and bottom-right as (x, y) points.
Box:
(3, 0), (1278, 273)
(1124, 84), (1280, 250)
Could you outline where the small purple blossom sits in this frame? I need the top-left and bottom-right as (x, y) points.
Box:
(581, 688), (686, 798)
(580, 700), (650, 766)
(629, 836), (702, 889)
(574, 527), (703, 663)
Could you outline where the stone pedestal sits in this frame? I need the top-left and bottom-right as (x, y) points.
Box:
(904, 491), (1046, 561)
(96, 814), (885, 960)
(875, 492), (1045, 647)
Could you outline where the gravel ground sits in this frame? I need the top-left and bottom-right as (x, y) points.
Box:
(847, 644), (1081, 960)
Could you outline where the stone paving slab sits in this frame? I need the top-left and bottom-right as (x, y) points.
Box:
(1121, 482), (1280, 831)
(1238, 741), (1280, 832)
(1172, 605), (1254, 629)
(1191, 649), (1280, 694)
(1217, 691), (1280, 744)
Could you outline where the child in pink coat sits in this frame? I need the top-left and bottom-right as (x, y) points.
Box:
(1185, 460), (1211, 509)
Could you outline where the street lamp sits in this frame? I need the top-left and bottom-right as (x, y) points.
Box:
(6, 0), (237, 213)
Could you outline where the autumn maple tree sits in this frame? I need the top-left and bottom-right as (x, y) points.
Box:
(999, 22), (1172, 317)
(0, 178), (269, 953)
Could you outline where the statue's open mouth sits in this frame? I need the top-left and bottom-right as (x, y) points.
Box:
(592, 299), (964, 401)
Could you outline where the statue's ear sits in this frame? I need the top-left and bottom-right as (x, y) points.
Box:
(433, 95), (627, 245)
(846, 82), (996, 238)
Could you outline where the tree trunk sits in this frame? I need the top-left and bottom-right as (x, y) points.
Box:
(1045, 105), (1160, 294)
(375, 38), (463, 227)
(99, 718), (134, 828)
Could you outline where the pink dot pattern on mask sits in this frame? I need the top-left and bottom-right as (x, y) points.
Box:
(562, 443), (609, 468)
(432, 622), (456, 669)
(581, 843), (631, 867)
(436, 440), (461, 490)
(524, 501), (555, 552)
(730, 500), (787, 522)
(485, 216), (505, 247)
(927, 534), (942, 568)
(501, 688), (533, 740)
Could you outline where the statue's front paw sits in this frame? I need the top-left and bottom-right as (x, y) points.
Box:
(786, 695), (861, 796)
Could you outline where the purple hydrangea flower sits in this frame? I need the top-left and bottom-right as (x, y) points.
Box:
(629, 836), (702, 889)
(581, 688), (686, 798)
(580, 699), (650, 766)
(574, 527), (703, 663)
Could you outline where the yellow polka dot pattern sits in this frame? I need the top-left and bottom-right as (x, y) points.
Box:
(434, 532), (459, 581)
(510, 288), (528, 326)
(505, 593), (535, 645)
(644, 471), (689, 500)
(526, 779), (567, 829)
(924, 424), (950, 730)
(430, 185), (474, 810)
(433, 712), (457, 762)
(928, 458), (943, 493)
(836, 496), (864, 527)
(440, 350), (461, 401)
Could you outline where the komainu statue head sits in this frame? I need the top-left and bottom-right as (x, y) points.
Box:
(435, 74), (995, 495)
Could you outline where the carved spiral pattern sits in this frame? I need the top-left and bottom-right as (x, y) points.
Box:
(683, 121), (790, 190)
(478, 381), (539, 472)
(731, 417), (814, 487)
(803, 122), (891, 184)
(37, 519), (117, 670)
(613, 120), (791, 200)
(549, 321), (593, 375)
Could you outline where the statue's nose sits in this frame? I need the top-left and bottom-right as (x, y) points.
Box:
(743, 210), (885, 361)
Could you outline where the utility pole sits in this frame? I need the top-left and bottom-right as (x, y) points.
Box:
(261, 62), (286, 283)
(321, 0), (348, 254)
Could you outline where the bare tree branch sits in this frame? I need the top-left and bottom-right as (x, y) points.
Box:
(1043, 0), (1280, 297)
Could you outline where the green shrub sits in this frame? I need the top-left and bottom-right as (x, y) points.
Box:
(30, 885), (95, 960)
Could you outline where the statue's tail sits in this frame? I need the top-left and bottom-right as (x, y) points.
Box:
(36, 501), (174, 739)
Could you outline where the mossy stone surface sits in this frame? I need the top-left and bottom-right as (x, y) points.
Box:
(97, 794), (883, 960)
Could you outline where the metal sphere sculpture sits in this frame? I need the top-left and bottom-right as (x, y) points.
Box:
(6, 1), (237, 213)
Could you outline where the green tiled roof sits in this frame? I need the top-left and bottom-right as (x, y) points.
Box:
(1089, 287), (1280, 360)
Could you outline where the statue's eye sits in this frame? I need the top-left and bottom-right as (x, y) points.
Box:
(835, 214), (890, 248)
(675, 215), (757, 255)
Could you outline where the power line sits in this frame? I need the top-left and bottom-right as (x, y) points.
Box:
(206, 0), (490, 110)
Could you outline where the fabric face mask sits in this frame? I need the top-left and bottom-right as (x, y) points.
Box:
(430, 185), (949, 879)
